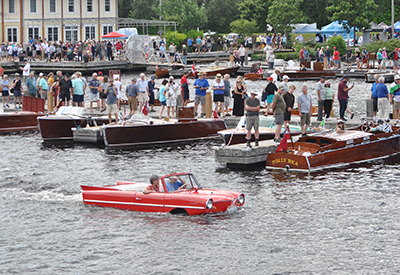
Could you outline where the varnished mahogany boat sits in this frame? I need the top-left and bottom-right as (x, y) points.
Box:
(0, 111), (44, 132)
(190, 61), (240, 78)
(244, 62), (263, 80)
(266, 124), (400, 172)
(281, 70), (335, 80)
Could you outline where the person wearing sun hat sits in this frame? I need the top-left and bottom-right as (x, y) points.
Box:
(282, 75), (290, 93)
(212, 73), (225, 117)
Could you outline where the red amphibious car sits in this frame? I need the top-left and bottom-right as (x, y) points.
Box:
(81, 173), (245, 215)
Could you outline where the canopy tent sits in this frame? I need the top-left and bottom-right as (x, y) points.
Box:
(384, 21), (400, 32)
(293, 25), (322, 33)
(291, 23), (317, 33)
(101, 31), (128, 40)
(116, 28), (138, 37)
(378, 22), (389, 29)
(366, 22), (385, 32)
(321, 21), (349, 34)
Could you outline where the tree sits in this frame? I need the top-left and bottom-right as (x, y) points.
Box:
(238, 0), (271, 32)
(202, 0), (242, 33)
(230, 19), (258, 35)
(267, 0), (306, 33)
(327, 0), (378, 31)
(153, 0), (208, 32)
(299, 0), (332, 28)
(119, 0), (158, 20)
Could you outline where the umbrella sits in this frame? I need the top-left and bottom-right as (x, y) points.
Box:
(101, 31), (128, 40)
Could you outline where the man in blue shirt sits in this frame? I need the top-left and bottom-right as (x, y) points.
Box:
(370, 74), (379, 121)
(187, 37), (193, 52)
(165, 176), (187, 192)
(193, 71), (209, 117)
(223, 74), (231, 116)
(376, 76), (390, 119)
(196, 36), (202, 53)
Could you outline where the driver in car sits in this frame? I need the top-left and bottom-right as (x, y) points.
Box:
(165, 176), (187, 192)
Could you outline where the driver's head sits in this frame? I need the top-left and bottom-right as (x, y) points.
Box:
(169, 176), (178, 183)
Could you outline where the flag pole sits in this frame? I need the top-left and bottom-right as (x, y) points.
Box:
(287, 126), (295, 150)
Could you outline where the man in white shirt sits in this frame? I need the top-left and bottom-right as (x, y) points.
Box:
(20, 59), (30, 90)
(239, 45), (246, 66)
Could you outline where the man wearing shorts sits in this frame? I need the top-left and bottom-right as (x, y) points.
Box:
(223, 74), (231, 116)
(88, 73), (100, 112)
(11, 73), (22, 109)
(389, 75), (400, 121)
(245, 91), (261, 147)
(371, 75), (379, 121)
(193, 71), (209, 117)
(271, 86), (286, 142)
(105, 79), (119, 124)
(125, 77), (139, 116)
(181, 71), (190, 106)
(71, 74), (85, 107)
(59, 74), (72, 106)
(264, 76), (277, 112)
(212, 73), (225, 117)
(298, 85), (312, 137)
(137, 73), (149, 113)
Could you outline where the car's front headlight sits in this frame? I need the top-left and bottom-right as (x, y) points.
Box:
(206, 199), (213, 209)
(237, 194), (245, 205)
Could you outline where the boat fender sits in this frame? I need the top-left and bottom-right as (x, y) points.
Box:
(149, 120), (154, 125)
(285, 165), (290, 172)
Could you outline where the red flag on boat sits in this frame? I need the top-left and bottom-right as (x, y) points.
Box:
(156, 65), (158, 70)
(192, 63), (196, 74)
(275, 128), (291, 152)
(142, 101), (148, 116)
(258, 67), (262, 74)
(213, 106), (219, 118)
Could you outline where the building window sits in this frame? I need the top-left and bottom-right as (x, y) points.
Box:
(28, 27), (40, 41)
(9, 0), (15, 13)
(87, 0), (93, 12)
(7, 28), (18, 42)
(105, 0), (110, 12)
(68, 0), (74, 12)
(48, 27), (58, 41)
(103, 25), (113, 35)
(65, 26), (78, 42)
(30, 0), (37, 13)
(85, 26), (96, 39)
(50, 0), (56, 12)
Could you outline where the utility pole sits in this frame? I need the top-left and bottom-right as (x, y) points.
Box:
(392, 0), (394, 39)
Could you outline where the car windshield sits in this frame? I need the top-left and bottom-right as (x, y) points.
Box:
(162, 174), (201, 193)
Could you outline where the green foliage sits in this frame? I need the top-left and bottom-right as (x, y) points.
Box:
(202, 0), (242, 33)
(123, 0), (158, 20)
(165, 32), (187, 51)
(326, 36), (346, 55)
(154, 0), (207, 32)
(268, 0), (306, 33)
(369, 0), (400, 26)
(275, 52), (299, 61)
(299, 0), (331, 28)
(230, 19), (258, 35)
(238, 0), (271, 32)
(251, 54), (264, 61)
(186, 30), (203, 40)
(366, 40), (400, 54)
(327, 0), (377, 30)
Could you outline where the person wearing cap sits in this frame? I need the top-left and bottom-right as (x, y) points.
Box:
(335, 119), (346, 134)
(10, 73), (22, 108)
(382, 47), (388, 70)
(165, 76), (179, 118)
(389, 75), (400, 121)
(147, 76), (156, 112)
(264, 76), (277, 111)
(338, 76), (354, 121)
(369, 119), (393, 133)
(362, 47), (369, 68)
(375, 76), (390, 120)
(181, 71), (190, 107)
(345, 46), (353, 69)
(20, 59), (30, 86)
(38, 73), (49, 101)
(271, 85), (286, 142)
(245, 91), (261, 147)
(212, 74), (225, 117)
(193, 71), (209, 117)
(316, 75), (326, 121)
(137, 73), (149, 113)
(298, 85), (312, 137)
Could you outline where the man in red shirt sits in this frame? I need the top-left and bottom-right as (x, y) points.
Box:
(333, 47), (340, 69)
(299, 47), (305, 62)
(337, 76), (355, 121)
(180, 71), (190, 106)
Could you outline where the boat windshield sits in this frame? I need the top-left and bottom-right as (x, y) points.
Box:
(163, 173), (201, 193)
(237, 116), (303, 131)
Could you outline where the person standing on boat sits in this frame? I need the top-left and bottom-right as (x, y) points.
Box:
(338, 76), (354, 121)
(316, 76), (326, 122)
(105, 79), (119, 124)
(165, 76), (179, 118)
(88, 73), (101, 113)
(298, 85), (312, 137)
(371, 75), (379, 121)
(193, 72), (209, 117)
(125, 77), (139, 117)
(389, 75), (400, 121)
(376, 76), (390, 120)
(137, 73), (149, 113)
(264, 77), (277, 112)
(223, 74), (231, 116)
(158, 79), (168, 119)
(324, 80), (334, 120)
(283, 84), (295, 129)
(245, 91), (261, 147)
(147, 76), (156, 112)
(26, 72), (37, 98)
(271, 86), (286, 142)
(181, 71), (190, 107)
(212, 74), (225, 117)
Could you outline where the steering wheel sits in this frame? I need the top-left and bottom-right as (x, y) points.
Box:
(361, 124), (370, 132)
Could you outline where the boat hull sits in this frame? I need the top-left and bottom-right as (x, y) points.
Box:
(281, 70), (335, 80)
(103, 120), (227, 147)
(0, 112), (43, 132)
(38, 116), (109, 141)
(244, 73), (263, 80)
(266, 134), (400, 172)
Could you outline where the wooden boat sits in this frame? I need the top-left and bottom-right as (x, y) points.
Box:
(155, 68), (169, 79)
(365, 71), (395, 83)
(245, 62), (263, 80)
(266, 124), (400, 172)
(190, 61), (240, 78)
(37, 107), (110, 141)
(81, 172), (245, 216)
(102, 106), (226, 147)
(0, 111), (44, 132)
(280, 70), (335, 80)
(291, 106), (319, 117)
(218, 116), (317, 145)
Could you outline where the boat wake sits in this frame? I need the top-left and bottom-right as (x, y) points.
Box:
(1, 187), (82, 203)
